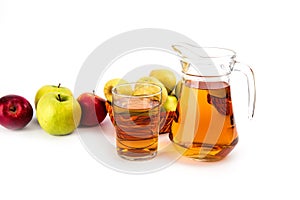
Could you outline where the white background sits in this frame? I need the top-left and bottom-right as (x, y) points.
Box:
(0, 0), (299, 199)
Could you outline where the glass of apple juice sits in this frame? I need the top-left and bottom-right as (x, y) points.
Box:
(112, 83), (162, 161)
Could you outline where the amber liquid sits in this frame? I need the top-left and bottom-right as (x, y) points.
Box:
(170, 80), (238, 161)
(113, 98), (160, 160)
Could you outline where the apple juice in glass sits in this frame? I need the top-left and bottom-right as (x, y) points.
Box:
(112, 83), (162, 161)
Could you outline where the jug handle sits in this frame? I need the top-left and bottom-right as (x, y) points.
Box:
(233, 62), (256, 119)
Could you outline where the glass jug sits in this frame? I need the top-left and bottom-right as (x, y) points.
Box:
(170, 43), (256, 161)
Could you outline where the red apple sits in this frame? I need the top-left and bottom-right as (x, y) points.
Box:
(0, 95), (33, 130)
(77, 92), (107, 127)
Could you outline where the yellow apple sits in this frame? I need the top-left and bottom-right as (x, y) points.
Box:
(150, 69), (177, 94)
(136, 76), (168, 104)
(103, 78), (129, 102)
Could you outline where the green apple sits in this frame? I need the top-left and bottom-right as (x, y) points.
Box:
(163, 95), (178, 112)
(37, 92), (81, 136)
(34, 84), (73, 108)
(150, 69), (177, 94)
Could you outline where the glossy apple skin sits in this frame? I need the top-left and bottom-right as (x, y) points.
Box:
(0, 95), (33, 130)
(34, 84), (73, 109)
(77, 93), (107, 127)
(37, 92), (81, 135)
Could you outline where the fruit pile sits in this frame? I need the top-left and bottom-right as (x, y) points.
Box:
(103, 69), (179, 134)
(0, 84), (107, 135)
(0, 69), (179, 135)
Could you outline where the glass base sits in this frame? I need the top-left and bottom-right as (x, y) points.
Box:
(117, 150), (157, 161)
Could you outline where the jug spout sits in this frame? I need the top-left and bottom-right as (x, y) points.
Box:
(180, 60), (190, 73)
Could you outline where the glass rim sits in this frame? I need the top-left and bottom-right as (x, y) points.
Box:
(112, 82), (162, 99)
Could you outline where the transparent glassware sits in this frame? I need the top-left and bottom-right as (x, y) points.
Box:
(112, 82), (162, 161)
(169, 43), (256, 161)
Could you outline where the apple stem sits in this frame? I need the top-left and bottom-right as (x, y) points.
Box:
(58, 94), (62, 102)
(9, 106), (16, 112)
(58, 83), (61, 88)
(93, 90), (95, 95)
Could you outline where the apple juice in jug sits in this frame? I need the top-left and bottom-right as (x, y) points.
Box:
(170, 79), (238, 161)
